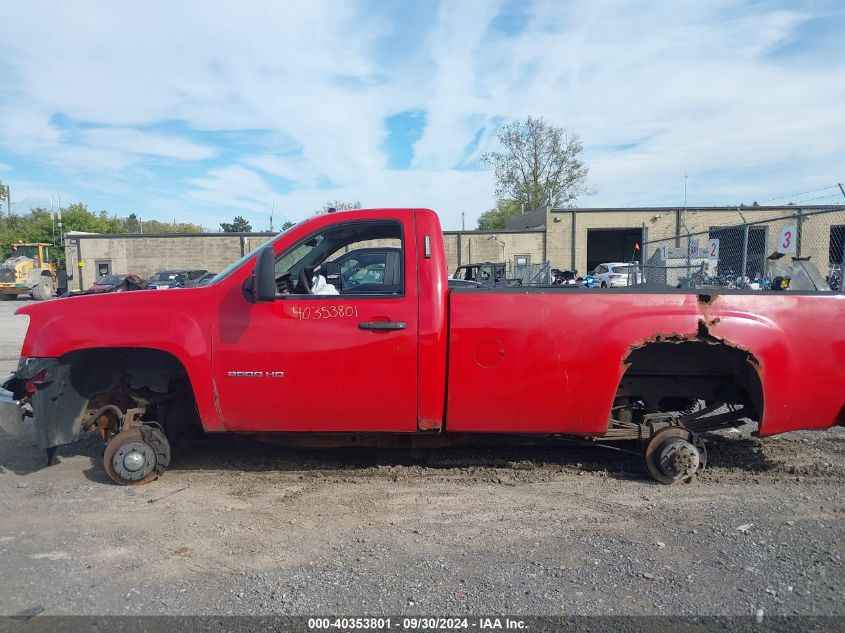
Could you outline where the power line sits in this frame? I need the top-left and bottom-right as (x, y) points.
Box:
(793, 192), (843, 204)
(758, 185), (837, 204)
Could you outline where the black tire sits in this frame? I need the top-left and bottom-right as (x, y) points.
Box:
(600, 281), (607, 288)
(0, 294), (16, 301)
(31, 276), (55, 301)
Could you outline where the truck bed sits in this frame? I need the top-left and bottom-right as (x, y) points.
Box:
(445, 286), (845, 436)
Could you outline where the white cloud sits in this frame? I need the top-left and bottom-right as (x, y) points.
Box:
(186, 165), (277, 216)
(77, 128), (216, 160)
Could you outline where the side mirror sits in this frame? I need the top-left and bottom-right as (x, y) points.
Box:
(243, 246), (277, 302)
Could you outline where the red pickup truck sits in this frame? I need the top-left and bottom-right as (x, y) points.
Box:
(1, 208), (843, 485)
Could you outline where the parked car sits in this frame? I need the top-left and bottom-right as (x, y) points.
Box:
(145, 270), (208, 290)
(88, 274), (144, 293)
(60, 274), (145, 298)
(181, 272), (217, 288)
(591, 262), (637, 288)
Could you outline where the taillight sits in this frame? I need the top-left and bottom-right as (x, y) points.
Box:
(608, 274), (621, 279)
(25, 370), (46, 394)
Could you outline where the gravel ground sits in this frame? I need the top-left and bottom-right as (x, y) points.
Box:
(0, 299), (842, 618)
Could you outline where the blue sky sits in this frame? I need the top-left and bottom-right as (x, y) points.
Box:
(0, 0), (843, 230)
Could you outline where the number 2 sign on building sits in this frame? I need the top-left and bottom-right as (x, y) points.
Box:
(708, 238), (720, 259)
(777, 225), (797, 254)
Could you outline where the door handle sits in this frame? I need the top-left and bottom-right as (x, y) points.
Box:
(358, 321), (407, 331)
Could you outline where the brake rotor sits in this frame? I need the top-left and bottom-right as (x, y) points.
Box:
(141, 426), (171, 475)
(644, 427), (707, 485)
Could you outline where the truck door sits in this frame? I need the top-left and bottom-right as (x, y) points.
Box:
(212, 214), (419, 433)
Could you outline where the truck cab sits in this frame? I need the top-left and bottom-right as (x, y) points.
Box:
(215, 209), (446, 434)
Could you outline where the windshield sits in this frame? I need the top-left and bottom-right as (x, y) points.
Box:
(14, 246), (40, 260)
(96, 275), (123, 285)
(611, 266), (636, 274)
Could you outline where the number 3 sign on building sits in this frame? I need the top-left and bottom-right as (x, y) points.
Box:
(777, 225), (797, 254)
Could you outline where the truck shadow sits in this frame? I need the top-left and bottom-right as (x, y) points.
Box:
(0, 430), (107, 481)
(0, 430), (781, 485)
(163, 432), (781, 483)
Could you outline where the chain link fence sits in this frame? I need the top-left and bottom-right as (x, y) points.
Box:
(512, 261), (551, 286)
(627, 207), (845, 291)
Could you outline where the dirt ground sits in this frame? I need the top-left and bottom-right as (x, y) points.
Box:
(0, 298), (842, 618)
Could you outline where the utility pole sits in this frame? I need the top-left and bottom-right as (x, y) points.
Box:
(270, 201), (275, 232)
(3, 184), (10, 220)
(682, 173), (689, 282)
(461, 211), (465, 231)
(839, 184), (845, 293)
(57, 194), (63, 246)
(51, 194), (56, 245)
(736, 206), (749, 287)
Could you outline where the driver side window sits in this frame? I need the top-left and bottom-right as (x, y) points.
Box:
(274, 220), (404, 296)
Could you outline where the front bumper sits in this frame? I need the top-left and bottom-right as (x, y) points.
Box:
(0, 386), (24, 437)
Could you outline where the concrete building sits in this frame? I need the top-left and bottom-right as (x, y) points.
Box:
(507, 204), (845, 277)
(64, 204), (845, 289)
(63, 231), (274, 291)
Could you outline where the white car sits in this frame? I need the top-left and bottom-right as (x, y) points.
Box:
(591, 262), (637, 288)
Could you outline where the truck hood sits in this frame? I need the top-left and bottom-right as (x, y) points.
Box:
(15, 284), (220, 360)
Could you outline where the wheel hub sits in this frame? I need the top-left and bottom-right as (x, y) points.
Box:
(111, 440), (156, 482)
(122, 450), (146, 472)
(657, 438), (700, 480)
(644, 427), (707, 485)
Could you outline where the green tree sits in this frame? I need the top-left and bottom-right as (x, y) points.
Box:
(124, 213), (141, 232)
(0, 180), (10, 218)
(281, 221), (295, 230)
(59, 203), (126, 234)
(220, 216), (253, 232)
(476, 199), (523, 230)
(480, 115), (589, 211)
(141, 219), (204, 233)
(0, 203), (126, 258)
(0, 202), (210, 258)
(322, 200), (362, 212)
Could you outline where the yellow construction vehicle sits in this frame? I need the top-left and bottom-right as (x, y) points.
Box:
(0, 242), (66, 301)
